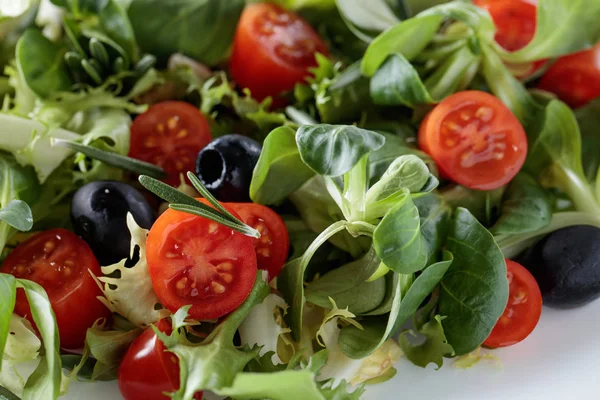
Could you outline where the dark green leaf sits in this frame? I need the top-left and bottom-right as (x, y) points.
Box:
(361, 14), (444, 76)
(439, 208), (508, 356)
(86, 325), (142, 380)
(0, 274), (17, 362)
(491, 173), (552, 235)
(361, 272), (397, 316)
(414, 194), (451, 264)
(55, 140), (166, 179)
(499, 0), (600, 63)
(370, 53), (433, 107)
(0, 386), (20, 400)
(0, 200), (33, 232)
(296, 124), (385, 177)
(16, 29), (73, 98)
(250, 127), (315, 205)
(128, 0), (245, 65)
(373, 191), (427, 274)
(576, 98), (600, 182)
(399, 314), (453, 369)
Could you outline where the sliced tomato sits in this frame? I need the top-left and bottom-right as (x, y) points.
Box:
(129, 101), (212, 186)
(538, 42), (600, 108)
(418, 91), (527, 190)
(226, 203), (289, 280)
(118, 319), (202, 400)
(483, 259), (542, 348)
(146, 205), (257, 320)
(474, 0), (546, 78)
(229, 3), (328, 105)
(1, 229), (110, 350)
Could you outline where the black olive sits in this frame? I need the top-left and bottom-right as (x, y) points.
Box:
(195, 134), (261, 202)
(71, 181), (156, 266)
(519, 225), (600, 309)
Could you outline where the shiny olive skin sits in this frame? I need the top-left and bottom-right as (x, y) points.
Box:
(195, 134), (262, 202)
(71, 181), (156, 266)
(519, 225), (600, 309)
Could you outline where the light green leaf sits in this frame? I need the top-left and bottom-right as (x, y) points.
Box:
(16, 29), (72, 98)
(499, 0), (600, 63)
(424, 45), (479, 101)
(491, 173), (552, 235)
(85, 323), (142, 381)
(128, 0), (245, 65)
(373, 191), (427, 274)
(0, 274), (17, 363)
(439, 208), (508, 356)
(370, 53), (433, 107)
(296, 124), (385, 177)
(361, 14), (444, 76)
(250, 127), (315, 205)
(399, 314), (453, 369)
(575, 98), (600, 182)
(335, 0), (400, 42)
(0, 200), (32, 232)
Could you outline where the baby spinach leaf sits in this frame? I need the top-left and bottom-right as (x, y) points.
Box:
(499, 0), (600, 63)
(335, 0), (400, 42)
(575, 98), (600, 182)
(441, 184), (505, 225)
(491, 173), (552, 235)
(373, 191), (427, 274)
(128, 0), (245, 65)
(399, 314), (453, 369)
(525, 100), (600, 214)
(414, 194), (451, 265)
(296, 124), (385, 177)
(361, 272), (397, 316)
(0, 200), (33, 232)
(250, 127), (315, 205)
(439, 208), (508, 356)
(361, 14), (444, 76)
(16, 29), (73, 98)
(423, 45), (479, 101)
(419, 1), (495, 36)
(370, 53), (433, 107)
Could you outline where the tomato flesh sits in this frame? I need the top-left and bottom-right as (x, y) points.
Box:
(146, 206), (257, 320)
(229, 3), (328, 104)
(538, 42), (600, 108)
(227, 203), (290, 280)
(418, 91), (527, 190)
(484, 259), (542, 348)
(118, 319), (202, 400)
(1, 229), (110, 350)
(129, 101), (212, 186)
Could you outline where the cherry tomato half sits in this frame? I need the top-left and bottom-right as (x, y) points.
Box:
(538, 42), (600, 108)
(483, 259), (542, 348)
(225, 203), (289, 280)
(418, 91), (528, 190)
(474, 0), (547, 78)
(229, 3), (328, 104)
(118, 319), (202, 400)
(129, 101), (212, 186)
(146, 205), (257, 320)
(1, 229), (110, 350)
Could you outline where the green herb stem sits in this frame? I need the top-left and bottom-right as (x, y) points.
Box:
(555, 167), (600, 215)
(300, 221), (348, 267)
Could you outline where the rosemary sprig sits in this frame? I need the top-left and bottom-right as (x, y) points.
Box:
(52, 139), (167, 179)
(139, 175), (260, 238)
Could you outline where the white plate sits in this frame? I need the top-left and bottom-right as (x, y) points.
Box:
(63, 300), (600, 400)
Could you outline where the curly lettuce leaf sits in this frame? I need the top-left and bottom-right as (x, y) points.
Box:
(98, 213), (168, 327)
(399, 314), (453, 369)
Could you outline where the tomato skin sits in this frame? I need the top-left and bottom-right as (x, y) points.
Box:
(1, 229), (110, 350)
(418, 91), (528, 191)
(483, 260), (542, 348)
(538, 42), (600, 108)
(146, 205), (257, 321)
(225, 203), (289, 280)
(229, 3), (328, 104)
(129, 101), (212, 186)
(118, 319), (202, 400)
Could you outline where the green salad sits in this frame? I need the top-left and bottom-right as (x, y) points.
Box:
(1, 0), (600, 399)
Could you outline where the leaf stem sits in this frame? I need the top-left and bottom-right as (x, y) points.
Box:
(300, 221), (348, 269)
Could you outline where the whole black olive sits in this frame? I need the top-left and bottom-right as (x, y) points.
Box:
(71, 181), (156, 266)
(519, 225), (600, 309)
(195, 134), (262, 202)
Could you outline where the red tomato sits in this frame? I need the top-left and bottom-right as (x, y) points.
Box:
(418, 91), (527, 190)
(226, 203), (289, 280)
(474, 0), (546, 78)
(146, 205), (257, 320)
(483, 260), (542, 348)
(129, 101), (212, 186)
(229, 3), (328, 105)
(118, 319), (202, 400)
(538, 42), (600, 108)
(1, 229), (110, 350)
